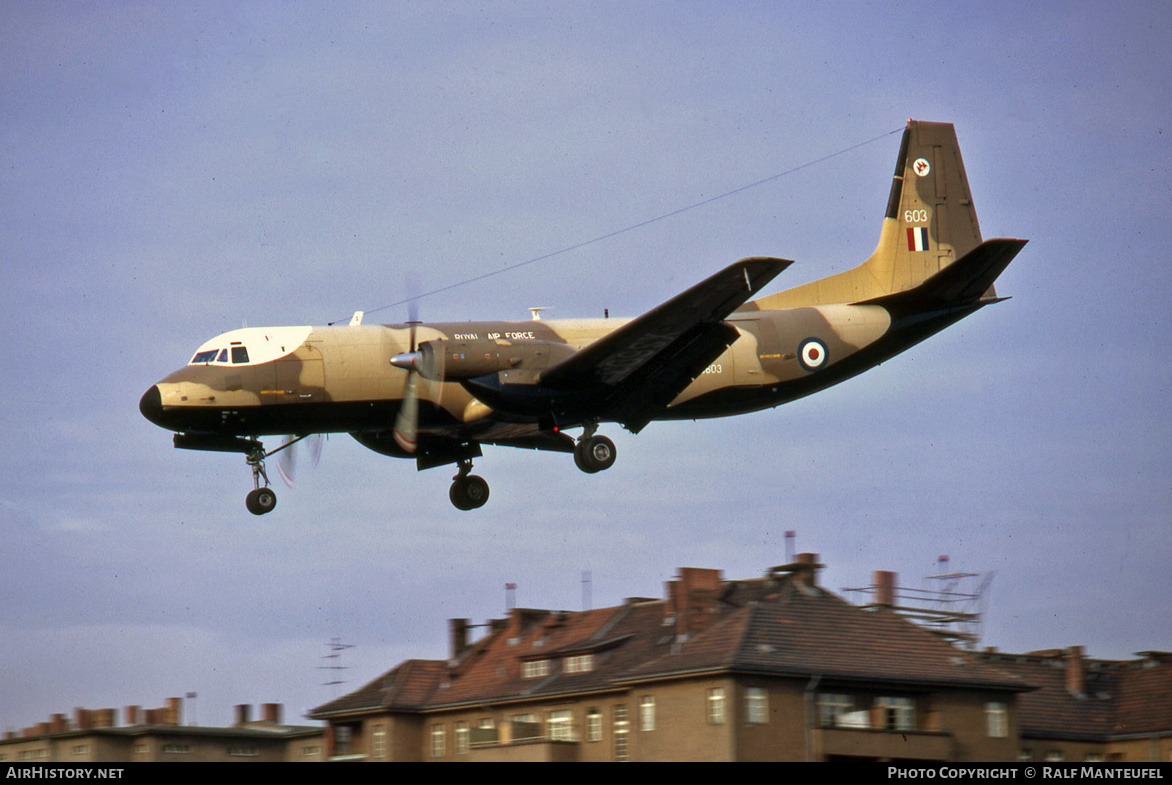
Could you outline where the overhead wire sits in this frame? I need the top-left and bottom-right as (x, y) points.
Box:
(331, 126), (903, 325)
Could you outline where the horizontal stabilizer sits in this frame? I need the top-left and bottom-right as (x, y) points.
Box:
(857, 238), (1027, 314)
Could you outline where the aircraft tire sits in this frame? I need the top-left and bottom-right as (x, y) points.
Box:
(246, 487), (277, 516)
(574, 436), (616, 474)
(450, 475), (490, 511)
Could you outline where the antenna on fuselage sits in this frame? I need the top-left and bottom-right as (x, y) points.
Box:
(349, 311), (364, 327)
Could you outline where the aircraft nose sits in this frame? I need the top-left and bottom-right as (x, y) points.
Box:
(139, 385), (165, 427)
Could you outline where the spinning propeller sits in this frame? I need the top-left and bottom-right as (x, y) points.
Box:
(276, 433), (324, 487)
(388, 301), (445, 454)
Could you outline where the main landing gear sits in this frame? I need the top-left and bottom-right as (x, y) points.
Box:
(450, 458), (490, 511)
(444, 428), (617, 511)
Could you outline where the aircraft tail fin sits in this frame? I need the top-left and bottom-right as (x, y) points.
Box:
(752, 120), (990, 309)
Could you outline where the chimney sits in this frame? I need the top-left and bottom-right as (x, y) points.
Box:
(92, 708), (116, 728)
(795, 553), (821, 587)
(668, 567), (722, 639)
(74, 707), (90, 730)
(1065, 646), (1086, 697)
(165, 697), (182, 726)
(50, 714), (68, 734)
(262, 703), (282, 724)
(874, 571), (897, 607)
(125, 706), (140, 726)
(235, 704), (251, 726)
(450, 618), (470, 660)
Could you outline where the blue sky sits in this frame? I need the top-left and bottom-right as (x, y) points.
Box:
(2, 1), (1169, 729)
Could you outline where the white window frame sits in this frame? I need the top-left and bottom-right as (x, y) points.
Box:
(745, 687), (768, 724)
(986, 701), (1008, 738)
(876, 696), (916, 731)
(548, 710), (574, 741)
(522, 659), (550, 678)
(640, 695), (656, 731)
(707, 687), (725, 725)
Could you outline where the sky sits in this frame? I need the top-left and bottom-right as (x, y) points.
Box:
(2, 1), (1169, 731)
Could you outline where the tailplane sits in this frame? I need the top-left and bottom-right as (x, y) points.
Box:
(753, 120), (990, 309)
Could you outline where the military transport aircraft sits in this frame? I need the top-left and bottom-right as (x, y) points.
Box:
(140, 120), (1026, 513)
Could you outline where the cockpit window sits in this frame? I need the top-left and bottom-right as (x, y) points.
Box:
(231, 346), (249, 364)
(191, 349), (219, 364)
(216, 349), (229, 363)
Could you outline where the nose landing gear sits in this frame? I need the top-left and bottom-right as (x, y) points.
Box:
(245, 445), (278, 515)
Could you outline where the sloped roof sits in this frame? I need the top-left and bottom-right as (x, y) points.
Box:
(311, 659), (450, 718)
(309, 567), (1027, 719)
(624, 579), (1029, 690)
(977, 651), (1172, 740)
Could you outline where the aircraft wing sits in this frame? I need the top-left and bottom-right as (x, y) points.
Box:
(541, 256), (790, 432)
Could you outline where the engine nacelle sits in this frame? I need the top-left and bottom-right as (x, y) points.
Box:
(418, 339), (576, 381)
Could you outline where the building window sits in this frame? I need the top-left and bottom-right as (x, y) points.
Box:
(745, 687), (768, 724)
(301, 745), (321, 758)
(548, 710), (574, 741)
(430, 724), (445, 758)
(161, 744), (191, 754)
(455, 721), (469, 754)
(522, 659), (550, 678)
(371, 723), (386, 759)
(587, 708), (602, 742)
(986, 701), (1008, 738)
(227, 747), (258, 757)
(707, 688), (725, 724)
(640, 695), (656, 731)
(71, 745), (91, 756)
(613, 704), (629, 762)
(511, 714), (540, 741)
(1045, 750), (1065, 762)
(818, 693), (854, 727)
(334, 724), (354, 756)
(565, 653), (594, 673)
(876, 697), (916, 731)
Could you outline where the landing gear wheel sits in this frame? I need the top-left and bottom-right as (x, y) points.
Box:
(246, 487), (277, 516)
(574, 435), (616, 474)
(450, 475), (490, 511)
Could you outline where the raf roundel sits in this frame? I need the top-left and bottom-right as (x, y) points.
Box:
(798, 338), (828, 372)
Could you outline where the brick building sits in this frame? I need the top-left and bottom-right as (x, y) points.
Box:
(0, 700), (324, 763)
(309, 555), (1032, 762)
(977, 647), (1172, 763)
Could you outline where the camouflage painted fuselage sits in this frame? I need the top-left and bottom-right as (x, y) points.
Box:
(141, 120), (1025, 475)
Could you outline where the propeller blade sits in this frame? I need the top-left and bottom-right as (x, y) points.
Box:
(393, 361), (419, 454)
(276, 434), (325, 488)
(277, 435), (298, 487)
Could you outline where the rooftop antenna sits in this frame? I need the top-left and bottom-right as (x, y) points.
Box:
(582, 570), (592, 610)
(319, 637), (355, 694)
(843, 556), (993, 649)
(505, 583), (516, 612)
(785, 531), (796, 563)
